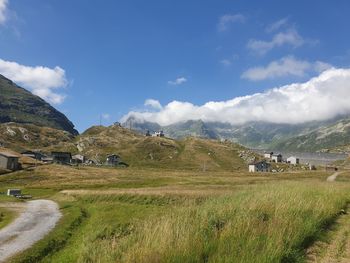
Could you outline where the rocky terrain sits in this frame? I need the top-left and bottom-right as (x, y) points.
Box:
(0, 74), (78, 135)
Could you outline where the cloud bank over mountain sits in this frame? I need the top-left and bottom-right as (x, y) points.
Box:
(0, 59), (68, 104)
(122, 68), (350, 126)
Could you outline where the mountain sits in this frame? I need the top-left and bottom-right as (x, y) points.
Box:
(272, 118), (350, 152)
(0, 74), (78, 135)
(122, 116), (350, 153)
(0, 122), (76, 153)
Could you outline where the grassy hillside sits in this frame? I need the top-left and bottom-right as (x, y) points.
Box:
(0, 123), (256, 171)
(78, 125), (254, 170)
(0, 123), (76, 153)
(0, 74), (78, 135)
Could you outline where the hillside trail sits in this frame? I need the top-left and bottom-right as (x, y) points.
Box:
(306, 171), (350, 262)
(327, 171), (342, 182)
(305, 205), (350, 263)
(0, 199), (61, 263)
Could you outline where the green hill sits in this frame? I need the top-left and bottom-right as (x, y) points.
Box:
(77, 124), (253, 170)
(0, 74), (78, 135)
(0, 122), (255, 171)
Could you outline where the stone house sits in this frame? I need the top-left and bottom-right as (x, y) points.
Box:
(153, 131), (165, 137)
(0, 151), (19, 171)
(271, 154), (282, 163)
(106, 154), (121, 166)
(264, 152), (274, 159)
(72, 154), (86, 164)
(51, 152), (72, 164)
(248, 160), (271, 173)
(287, 156), (299, 165)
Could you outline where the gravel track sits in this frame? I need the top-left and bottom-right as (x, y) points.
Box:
(327, 172), (342, 182)
(0, 199), (61, 262)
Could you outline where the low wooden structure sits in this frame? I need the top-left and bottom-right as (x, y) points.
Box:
(0, 151), (19, 171)
(7, 189), (21, 196)
(51, 152), (72, 164)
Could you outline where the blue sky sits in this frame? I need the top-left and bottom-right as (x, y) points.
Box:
(1, 0), (350, 131)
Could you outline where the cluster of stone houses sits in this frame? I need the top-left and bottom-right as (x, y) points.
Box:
(249, 151), (301, 173)
(146, 130), (165, 137)
(0, 149), (128, 172)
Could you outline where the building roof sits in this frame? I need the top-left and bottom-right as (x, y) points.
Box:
(0, 151), (20, 158)
(107, 154), (120, 157)
(249, 160), (269, 166)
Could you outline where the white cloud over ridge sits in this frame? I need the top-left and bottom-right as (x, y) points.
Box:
(247, 29), (304, 55)
(242, 56), (332, 81)
(218, 14), (245, 32)
(145, 99), (162, 110)
(0, 59), (68, 104)
(0, 0), (8, 24)
(122, 68), (350, 126)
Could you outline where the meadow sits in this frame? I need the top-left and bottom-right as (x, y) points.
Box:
(0, 164), (350, 263)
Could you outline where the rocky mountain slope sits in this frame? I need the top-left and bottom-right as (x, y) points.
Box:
(272, 118), (350, 152)
(0, 74), (78, 135)
(122, 116), (350, 153)
(0, 122), (76, 153)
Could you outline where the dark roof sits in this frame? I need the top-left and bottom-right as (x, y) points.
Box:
(249, 160), (269, 166)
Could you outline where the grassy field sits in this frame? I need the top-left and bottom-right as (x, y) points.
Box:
(0, 207), (16, 230)
(0, 165), (350, 262)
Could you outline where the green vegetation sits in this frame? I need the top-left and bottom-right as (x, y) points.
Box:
(0, 207), (16, 229)
(0, 74), (77, 135)
(1, 165), (350, 262)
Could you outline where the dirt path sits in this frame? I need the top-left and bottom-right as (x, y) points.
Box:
(327, 171), (342, 182)
(306, 206), (350, 263)
(0, 200), (61, 263)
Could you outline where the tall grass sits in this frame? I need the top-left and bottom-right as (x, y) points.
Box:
(79, 182), (350, 263)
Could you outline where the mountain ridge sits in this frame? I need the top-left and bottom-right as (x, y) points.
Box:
(0, 74), (78, 135)
(122, 116), (350, 153)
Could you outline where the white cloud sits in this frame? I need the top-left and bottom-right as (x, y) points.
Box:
(247, 29), (304, 55)
(218, 14), (245, 32)
(241, 56), (332, 81)
(144, 99), (162, 110)
(168, 77), (187, 85)
(0, 58), (68, 104)
(122, 68), (350, 126)
(220, 59), (232, 66)
(0, 0), (8, 24)
(266, 17), (289, 32)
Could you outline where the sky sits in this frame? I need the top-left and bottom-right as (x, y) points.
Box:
(1, 0), (350, 132)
